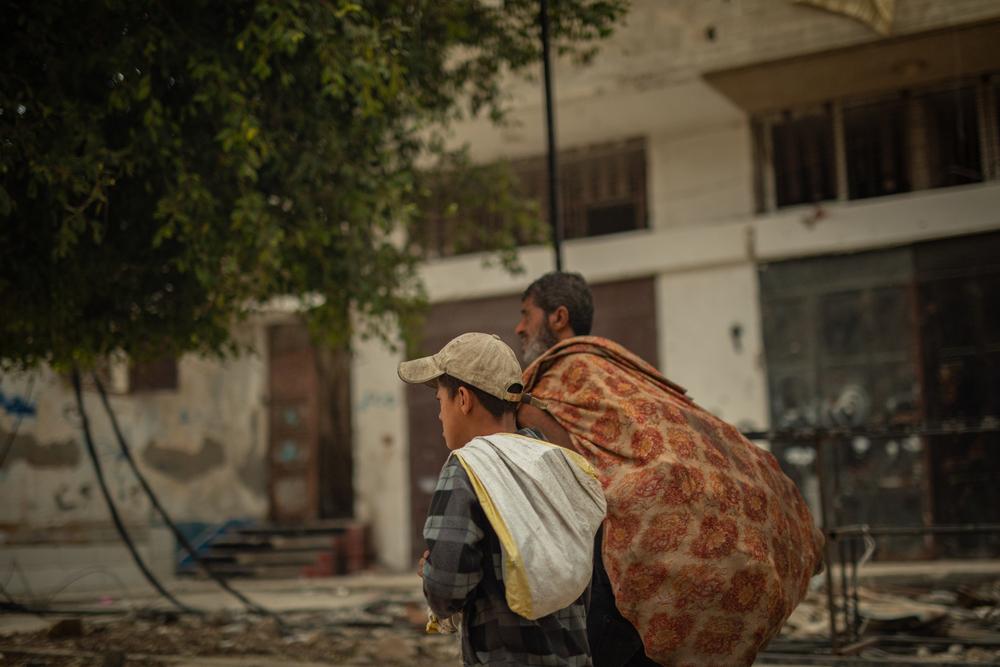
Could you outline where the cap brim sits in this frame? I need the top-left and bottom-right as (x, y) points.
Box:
(398, 356), (444, 386)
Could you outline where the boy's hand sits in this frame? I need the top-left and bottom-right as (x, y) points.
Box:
(417, 550), (429, 578)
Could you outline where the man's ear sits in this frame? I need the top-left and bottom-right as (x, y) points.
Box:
(457, 386), (474, 415)
(547, 305), (572, 336)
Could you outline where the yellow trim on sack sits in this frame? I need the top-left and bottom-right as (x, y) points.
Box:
(506, 433), (599, 480)
(454, 453), (535, 619)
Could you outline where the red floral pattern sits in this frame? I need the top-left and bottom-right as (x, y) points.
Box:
(670, 563), (728, 611)
(523, 337), (824, 666)
(640, 511), (691, 553)
(694, 616), (745, 656)
(661, 464), (705, 506)
(740, 482), (769, 522)
(666, 427), (697, 458)
(690, 515), (738, 559)
(644, 613), (695, 655)
(592, 409), (623, 446)
(630, 427), (666, 463)
(706, 472), (742, 516)
(618, 562), (670, 606)
(605, 513), (641, 551)
(722, 568), (768, 613)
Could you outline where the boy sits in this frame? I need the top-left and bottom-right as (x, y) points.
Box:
(399, 332), (606, 666)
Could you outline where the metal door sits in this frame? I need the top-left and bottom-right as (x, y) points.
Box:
(268, 323), (320, 522)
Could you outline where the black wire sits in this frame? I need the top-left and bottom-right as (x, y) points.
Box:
(70, 368), (197, 615)
(92, 372), (281, 624)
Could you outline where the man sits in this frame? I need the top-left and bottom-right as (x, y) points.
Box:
(399, 332), (606, 666)
(515, 272), (825, 667)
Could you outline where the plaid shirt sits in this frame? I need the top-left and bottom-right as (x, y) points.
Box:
(422, 429), (591, 666)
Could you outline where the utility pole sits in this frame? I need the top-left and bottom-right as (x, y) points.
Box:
(540, 0), (564, 271)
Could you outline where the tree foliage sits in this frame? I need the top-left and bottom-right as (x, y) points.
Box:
(0, 0), (627, 370)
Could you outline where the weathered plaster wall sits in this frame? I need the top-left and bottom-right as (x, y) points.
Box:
(350, 335), (410, 572)
(453, 0), (1000, 164)
(657, 263), (768, 432)
(647, 121), (755, 231)
(0, 326), (269, 535)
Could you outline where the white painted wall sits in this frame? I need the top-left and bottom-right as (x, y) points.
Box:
(453, 0), (1000, 165)
(349, 335), (410, 571)
(656, 263), (768, 432)
(648, 121), (755, 231)
(754, 182), (1000, 261)
(0, 327), (269, 533)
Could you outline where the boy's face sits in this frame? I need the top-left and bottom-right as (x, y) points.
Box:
(435, 383), (467, 450)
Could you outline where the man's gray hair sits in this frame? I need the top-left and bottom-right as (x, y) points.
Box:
(522, 272), (594, 336)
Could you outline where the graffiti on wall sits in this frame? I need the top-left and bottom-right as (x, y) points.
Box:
(0, 389), (36, 419)
(356, 391), (396, 413)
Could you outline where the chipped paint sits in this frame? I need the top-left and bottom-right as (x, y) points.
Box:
(0, 430), (80, 469)
(141, 437), (225, 482)
(0, 389), (36, 418)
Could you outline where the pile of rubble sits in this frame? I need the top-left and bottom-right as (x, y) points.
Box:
(774, 579), (1000, 663)
(0, 592), (461, 666)
(4, 575), (999, 665)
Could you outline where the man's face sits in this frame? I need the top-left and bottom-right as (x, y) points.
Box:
(435, 383), (465, 450)
(516, 296), (559, 365)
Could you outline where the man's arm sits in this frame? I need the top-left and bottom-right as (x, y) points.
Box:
(422, 457), (486, 618)
(517, 401), (573, 449)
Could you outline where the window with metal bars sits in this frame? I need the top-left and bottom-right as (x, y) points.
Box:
(512, 137), (647, 240)
(756, 76), (996, 211)
(129, 356), (178, 392)
(771, 110), (838, 208)
(415, 138), (647, 259)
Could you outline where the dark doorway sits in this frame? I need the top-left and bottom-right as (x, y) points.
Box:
(267, 322), (352, 523)
(916, 231), (1000, 557)
(759, 248), (928, 559)
(759, 231), (1000, 559)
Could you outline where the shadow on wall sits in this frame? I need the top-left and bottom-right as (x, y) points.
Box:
(141, 437), (225, 482)
(0, 431), (80, 469)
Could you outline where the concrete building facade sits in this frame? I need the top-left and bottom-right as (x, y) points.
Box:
(362, 0), (1000, 568)
(3, 1), (1000, 584)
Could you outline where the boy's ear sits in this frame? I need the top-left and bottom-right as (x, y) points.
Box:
(457, 386), (475, 415)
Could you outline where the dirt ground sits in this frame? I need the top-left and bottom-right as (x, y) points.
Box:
(0, 615), (461, 666)
(0, 578), (461, 666)
(3, 568), (1000, 666)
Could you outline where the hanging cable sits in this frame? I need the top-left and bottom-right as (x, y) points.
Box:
(92, 372), (281, 623)
(70, 368), (197, 615)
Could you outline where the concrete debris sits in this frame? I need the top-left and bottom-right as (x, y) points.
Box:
(0, 585), (461, 666)
(4, 573), (999, 665)
(47, 618), (84, 639)
(777, 578), (1000, 664)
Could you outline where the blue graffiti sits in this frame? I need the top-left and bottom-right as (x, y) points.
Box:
(0, 389), (37, 418)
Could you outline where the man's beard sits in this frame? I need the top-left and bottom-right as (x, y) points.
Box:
(521, 324), (560, 366)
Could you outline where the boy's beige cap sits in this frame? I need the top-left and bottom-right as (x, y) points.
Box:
(398, 332), (523, 402)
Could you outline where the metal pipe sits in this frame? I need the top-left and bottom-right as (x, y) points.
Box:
(838, 535), (850, 643)
(815, 437), (840, 649)
(829, 523), (1000, 538)
(540, 0), (564, 271)
(849, 536), (860, 641)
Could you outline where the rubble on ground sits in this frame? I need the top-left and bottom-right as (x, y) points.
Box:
(775, 579), (1000, 663)
(3, 577), (999, 665)
(0, 589), (461, 666)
